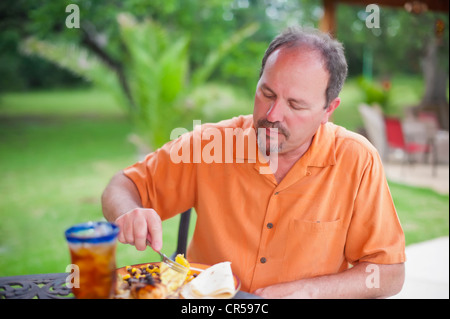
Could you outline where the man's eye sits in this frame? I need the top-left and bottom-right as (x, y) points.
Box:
(289, 103), (304, 110)
(263, 92), (275, 99)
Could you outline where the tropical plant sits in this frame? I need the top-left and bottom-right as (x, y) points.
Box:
(21, 13), (258, 153)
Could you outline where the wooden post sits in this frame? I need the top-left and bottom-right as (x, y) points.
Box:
(319, 0), (337, 37)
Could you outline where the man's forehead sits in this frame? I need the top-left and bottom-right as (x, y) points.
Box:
(263, 47), (329, 88)
(259, 46), (329, 105)
(265, 46), (326, 72)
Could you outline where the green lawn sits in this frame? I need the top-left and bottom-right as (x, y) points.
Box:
(390, 182), (448, 245)
(0, 88), (125, 118)
(0, 90), (189, 276)
(0, 81), (448, 277)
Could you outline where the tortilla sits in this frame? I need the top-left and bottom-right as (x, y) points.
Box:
(180, 262), (236, 299)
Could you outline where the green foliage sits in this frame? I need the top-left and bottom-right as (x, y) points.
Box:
(117, 14), (258, 149)
(337, 4), (449, 77)
(20, 38), (118, 91)
(118, 16), (258, 150)
(356, 76), (390, 112)
(21, 14), (258, 150)
(1, 0), (322, 92)
(191, 23), (259, 87)
(2, 0), (449, 93)
(117, 14), (190, 148)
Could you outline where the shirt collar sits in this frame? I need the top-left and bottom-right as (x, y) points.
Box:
(305, 122), (337, 168)
(232, 120), (337, 168)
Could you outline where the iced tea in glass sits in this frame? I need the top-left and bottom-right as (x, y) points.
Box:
(65, 221), (119, 299)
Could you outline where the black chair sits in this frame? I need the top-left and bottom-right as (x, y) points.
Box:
(170, 208), (192, 259)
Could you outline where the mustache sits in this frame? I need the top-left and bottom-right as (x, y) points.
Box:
(257, 119), (290, 139)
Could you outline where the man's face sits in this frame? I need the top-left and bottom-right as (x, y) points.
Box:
(253, 47), (339, 157)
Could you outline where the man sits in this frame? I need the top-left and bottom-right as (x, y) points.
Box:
(102, 27), (405, 298)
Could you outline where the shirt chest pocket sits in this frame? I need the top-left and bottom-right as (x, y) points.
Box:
(291, 218), (343, 233)
(282, 218), (347, 280)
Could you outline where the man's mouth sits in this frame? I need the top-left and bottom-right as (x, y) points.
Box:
(257, 119), (289, 140)
(265, 127), (282, 138)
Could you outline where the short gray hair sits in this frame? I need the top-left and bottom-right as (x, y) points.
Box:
(260, 27), (348, 109)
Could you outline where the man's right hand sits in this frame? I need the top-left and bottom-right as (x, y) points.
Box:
(114, 208), (163, 252)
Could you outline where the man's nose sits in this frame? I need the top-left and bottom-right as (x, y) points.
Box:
(266, 99), (284, 123)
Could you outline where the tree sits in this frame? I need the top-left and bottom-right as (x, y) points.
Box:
(418, 18), (449, 130)
(336, 4), (448, 128)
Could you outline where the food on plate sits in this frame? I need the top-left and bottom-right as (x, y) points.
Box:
(159, 261), (189, 292)
(116, 256), (237, 299)
(175, 254), (190, 269)
(180, 262), (236, 299)
(115, 254), (196, 299)
(130, 276), (168, 299)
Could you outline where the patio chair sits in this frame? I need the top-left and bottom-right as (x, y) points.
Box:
(170, 208), (192, 259)
(418, 111), (440, 131)
(384, 116), (431, 165)
(358, 104), (387, 160)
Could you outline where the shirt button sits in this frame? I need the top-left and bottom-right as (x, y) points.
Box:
(267, 223), (273, 229)
(260, 257), (267, 264)
(274, 192), (279, 195)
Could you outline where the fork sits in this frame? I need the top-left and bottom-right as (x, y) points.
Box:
(146, 239), (188, 273)
(157, 251), (188, 273)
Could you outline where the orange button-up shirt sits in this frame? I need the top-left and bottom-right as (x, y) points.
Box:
(124, 115), (405, 292)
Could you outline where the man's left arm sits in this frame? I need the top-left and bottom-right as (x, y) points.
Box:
(254, 262), (404, 299)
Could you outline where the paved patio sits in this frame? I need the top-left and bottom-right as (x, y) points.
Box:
(384, 162), (449, 195)
(390, 236), (449, 299)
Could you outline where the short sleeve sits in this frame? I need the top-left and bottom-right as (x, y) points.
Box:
(345, 153), (406, 265)
(123, 132), (197, 220)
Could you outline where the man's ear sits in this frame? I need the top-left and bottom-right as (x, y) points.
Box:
(322, 97), (340, 124)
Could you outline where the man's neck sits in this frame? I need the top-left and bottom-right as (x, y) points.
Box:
(268, 139), (313, 184)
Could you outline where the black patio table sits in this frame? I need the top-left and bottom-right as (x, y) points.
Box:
(0, 273), (261, 299)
